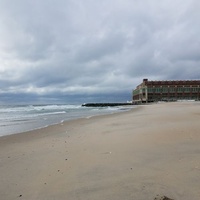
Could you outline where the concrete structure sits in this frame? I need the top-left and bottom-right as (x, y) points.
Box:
(133, 79), (200, 103)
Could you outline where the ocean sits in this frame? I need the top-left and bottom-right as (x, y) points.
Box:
(0, 104), (135, 137)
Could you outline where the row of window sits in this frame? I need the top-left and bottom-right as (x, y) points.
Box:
(133, 87), (200, 96)
(148, 97), (199, 100)
(148, 94), (198, 97)
(147, 87), (200, 93)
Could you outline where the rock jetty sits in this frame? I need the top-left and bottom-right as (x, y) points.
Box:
(82, 103), (133, 107)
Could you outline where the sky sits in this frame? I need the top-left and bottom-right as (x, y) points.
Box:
(0, 0), (200, 104)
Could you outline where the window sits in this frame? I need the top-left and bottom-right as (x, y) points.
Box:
(148, 88), (154, 93)
(169, 87), (175, 92)
(192, 88), (198, 92)
(185, 87), (191, 93)
(162, 87), (168, 93)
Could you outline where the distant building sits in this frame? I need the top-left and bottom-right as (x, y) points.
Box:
(133, 79), (200, 103)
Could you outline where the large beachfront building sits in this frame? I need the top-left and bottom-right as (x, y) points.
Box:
(133, 79), (200, 103)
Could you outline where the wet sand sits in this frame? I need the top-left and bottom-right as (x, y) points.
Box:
(0, 102), (200, 200)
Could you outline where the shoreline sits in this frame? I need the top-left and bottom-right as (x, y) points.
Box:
(0, 106), (141, 145)
(0, 102), (200, 200)
(0, 104), (136, 139)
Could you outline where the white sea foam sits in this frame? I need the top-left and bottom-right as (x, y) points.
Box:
(0, 104), (135, 136)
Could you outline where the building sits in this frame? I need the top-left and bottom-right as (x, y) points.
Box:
(133, 79), (200, 103)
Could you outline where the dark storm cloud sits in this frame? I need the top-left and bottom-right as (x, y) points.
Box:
(0, 0), (200, 103)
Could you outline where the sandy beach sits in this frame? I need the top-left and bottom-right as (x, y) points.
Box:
(0, 102), (200, 200)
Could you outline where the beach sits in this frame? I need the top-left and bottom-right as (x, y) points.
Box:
(0, 102), (200, 200)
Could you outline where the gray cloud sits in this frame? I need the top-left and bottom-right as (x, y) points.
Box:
(0, 0), (200, 103)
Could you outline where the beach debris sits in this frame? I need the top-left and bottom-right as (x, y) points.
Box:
(18, 194), (22, 197)
(102, 152), (112, 154)
(154, 195), (174, 200)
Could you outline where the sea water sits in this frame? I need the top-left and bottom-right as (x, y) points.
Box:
(0, 104), (134, 136)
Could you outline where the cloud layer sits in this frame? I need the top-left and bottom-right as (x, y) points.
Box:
(0, 0), (200, 103)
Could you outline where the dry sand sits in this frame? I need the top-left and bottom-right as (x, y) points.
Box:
(0, 102), (200, 200)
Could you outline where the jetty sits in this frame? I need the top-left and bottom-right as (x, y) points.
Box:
(82, 103), (133, 107)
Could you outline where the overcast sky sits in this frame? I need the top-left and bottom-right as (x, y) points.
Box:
(0, 0), (200, 104)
